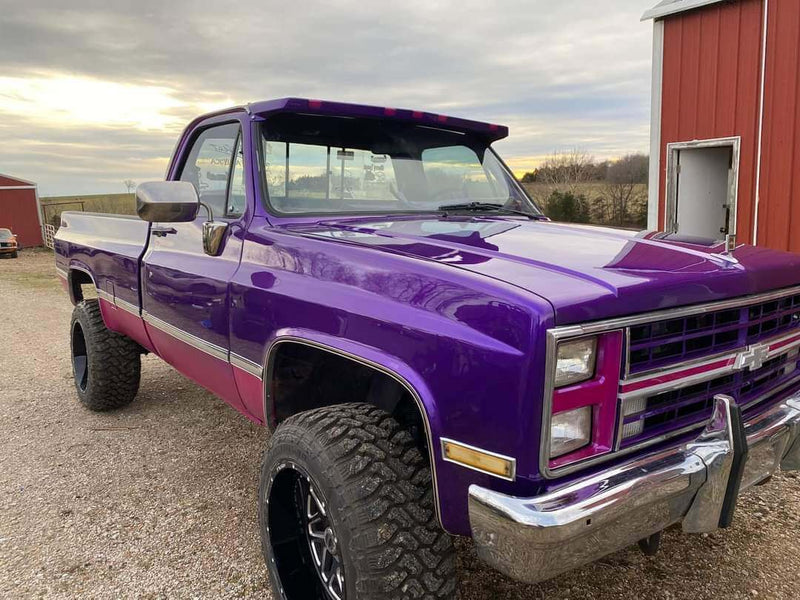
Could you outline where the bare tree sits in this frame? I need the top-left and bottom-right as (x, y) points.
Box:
(602, 154), (649, 225)
(123, 179), (136, 194)
(538, 148), (597, 191)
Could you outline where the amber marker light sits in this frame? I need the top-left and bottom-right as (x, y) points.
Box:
(441, 439), (516, 481)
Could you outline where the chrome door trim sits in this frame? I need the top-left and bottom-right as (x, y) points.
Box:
(142, 310), (229, 362)
(96, 287), (141, 317)
(115, 297), (140, 317)
(230, 352), (263, 379)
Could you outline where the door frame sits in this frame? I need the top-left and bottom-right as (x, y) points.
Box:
(664, 136), (741, 238)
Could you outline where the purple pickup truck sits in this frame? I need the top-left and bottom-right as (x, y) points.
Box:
(55, 98), (800, 599)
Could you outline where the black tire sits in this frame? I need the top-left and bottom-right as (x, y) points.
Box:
(70, 299), (141, 411)
(259, 403), (456, 600)
(11, 250), (17, 258)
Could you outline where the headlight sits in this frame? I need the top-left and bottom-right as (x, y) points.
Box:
(555, 337), (597, 387)
(550, 406), (592, 458)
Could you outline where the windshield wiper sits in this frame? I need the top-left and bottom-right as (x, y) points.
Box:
(437, 202), (545, 220)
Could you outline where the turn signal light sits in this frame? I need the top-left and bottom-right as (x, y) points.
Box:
(441, 439), (515, 481)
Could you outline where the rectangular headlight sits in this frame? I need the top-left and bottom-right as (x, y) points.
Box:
(550, 406), (592, 458)
(555, 337), (597, 388)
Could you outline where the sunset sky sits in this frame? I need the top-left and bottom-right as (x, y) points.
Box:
(0, 0), (656, 196)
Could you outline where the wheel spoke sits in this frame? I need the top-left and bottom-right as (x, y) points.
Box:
(320, 545), (330, 578)
(273, 469), (345, 600)
(309, 485), (326, 516)
(328, 567), (343, 600)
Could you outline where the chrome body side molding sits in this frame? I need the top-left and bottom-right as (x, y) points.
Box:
(230, 352), (263, 378)
(142, 310), (228, 362)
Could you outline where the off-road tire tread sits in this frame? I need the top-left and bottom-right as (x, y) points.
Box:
(262, 403), (456, 600)
(71, 299), (141, 411)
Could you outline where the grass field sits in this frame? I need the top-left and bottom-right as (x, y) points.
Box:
(40, 193), (136, 226)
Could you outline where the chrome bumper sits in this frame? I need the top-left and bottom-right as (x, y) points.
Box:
(468, 394), (800, 584)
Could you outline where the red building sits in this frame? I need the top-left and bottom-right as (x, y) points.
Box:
(644, 0), (800, 252)
(0, 174), (43, 247)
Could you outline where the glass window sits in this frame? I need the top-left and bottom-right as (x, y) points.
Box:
(422, 146), (498, 202)
(260, 114), (539, 216)
(227, 133), (246, 218)
(179, 122), (240, 220)
(263, 141), (399, 212)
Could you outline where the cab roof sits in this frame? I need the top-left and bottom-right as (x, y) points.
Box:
(200, 97), (509, 143)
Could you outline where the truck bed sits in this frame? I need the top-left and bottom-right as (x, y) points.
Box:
(54, 211), (149, 310)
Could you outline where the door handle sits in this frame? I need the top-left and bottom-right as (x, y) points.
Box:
(152, 226), (177, 237)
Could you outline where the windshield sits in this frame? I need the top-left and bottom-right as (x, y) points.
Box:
(260, 114), (541, 216)
(0, 229), (12, 240)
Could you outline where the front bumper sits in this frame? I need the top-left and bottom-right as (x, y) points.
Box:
(468, 394), (800, 584)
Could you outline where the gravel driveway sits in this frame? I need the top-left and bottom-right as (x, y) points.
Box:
(2, 250), (800, 599)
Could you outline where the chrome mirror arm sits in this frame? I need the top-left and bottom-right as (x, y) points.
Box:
(199, 201), (214, 223)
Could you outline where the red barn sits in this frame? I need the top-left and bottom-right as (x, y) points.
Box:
(644, 0), (800, 252)
(0, 174), (43, 248)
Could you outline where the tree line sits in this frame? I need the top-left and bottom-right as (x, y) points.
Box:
(520, 150), (649, 229)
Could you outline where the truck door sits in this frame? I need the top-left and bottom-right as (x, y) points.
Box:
(142, 120), (247, 410)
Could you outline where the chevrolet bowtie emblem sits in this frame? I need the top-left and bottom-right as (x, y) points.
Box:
(734, 343), (770, 371)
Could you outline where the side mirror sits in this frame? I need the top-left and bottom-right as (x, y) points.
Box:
(136, 181), (199, 223)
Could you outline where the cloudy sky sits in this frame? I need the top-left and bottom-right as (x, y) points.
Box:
(0, 0), (656, 196)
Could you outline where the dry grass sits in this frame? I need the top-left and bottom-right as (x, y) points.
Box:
(40, 193), (136, 226)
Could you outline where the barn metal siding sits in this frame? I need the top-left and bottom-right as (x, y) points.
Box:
(0, 189), (43, 247)
(758, 0), (800, 252)
(658, 0), (764, 242)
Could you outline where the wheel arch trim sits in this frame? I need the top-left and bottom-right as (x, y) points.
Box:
(260, 330), (443, 525)
(66, 263), (98, 306)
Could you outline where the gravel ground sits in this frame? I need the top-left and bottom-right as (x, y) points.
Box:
(2, 249), (800, 599)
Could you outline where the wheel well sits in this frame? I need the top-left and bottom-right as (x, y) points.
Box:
(267, 342), (429, 455)
(68, 269), (95, 305)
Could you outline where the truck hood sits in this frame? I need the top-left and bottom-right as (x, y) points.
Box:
(285, 216), (800, 324)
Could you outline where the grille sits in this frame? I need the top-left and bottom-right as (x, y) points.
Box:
(620, 347), (800, 447)
(0, 242), (10, 247)
(628, 292), (800, 375)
